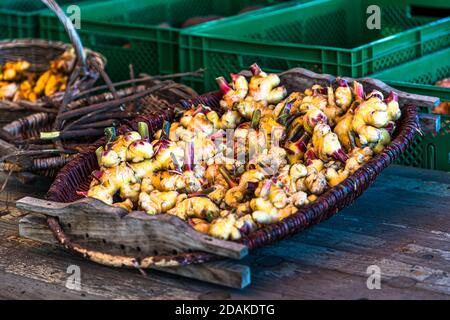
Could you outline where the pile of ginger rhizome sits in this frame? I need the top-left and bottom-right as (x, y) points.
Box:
(86, 64), (401, 241)
(0, 49), (75, 102)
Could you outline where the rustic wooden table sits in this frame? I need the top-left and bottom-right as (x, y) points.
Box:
(0, 165), (449, 300)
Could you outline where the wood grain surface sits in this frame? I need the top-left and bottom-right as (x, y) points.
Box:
(0, 165), (449, 299)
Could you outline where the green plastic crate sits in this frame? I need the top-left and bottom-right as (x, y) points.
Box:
(39, 0), (295, 82)
(179, 0), (450, 92)
(372, 47), (450, 172)
(0, 0), (91, 39)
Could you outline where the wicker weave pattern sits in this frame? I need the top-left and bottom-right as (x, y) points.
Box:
(47, 92), (418, 250)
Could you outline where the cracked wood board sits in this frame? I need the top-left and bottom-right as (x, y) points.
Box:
(19, 213), (250, 289)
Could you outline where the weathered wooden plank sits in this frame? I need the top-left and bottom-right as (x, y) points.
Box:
(2, 165), (450, 298)
(19, 214), (250, 289)
(250, 239), (450, 295)
(419, 113), (441, 136)
(0, 222), (210, 300)
(0, 272), (103, 300)
(6, 215), (449, 300)
(16, 197), (248, 260)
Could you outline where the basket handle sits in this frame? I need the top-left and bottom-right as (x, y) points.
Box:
(41, 0), (87, 72)
(40, 0), (119, 131)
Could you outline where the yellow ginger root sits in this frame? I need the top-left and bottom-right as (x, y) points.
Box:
(372, 128), (391, 154)
(324, 86), (345, 125)
(224, 186), (247, 208)
(97, 147), (120, 168)
(207, 109), (242, 129)
(333, 109), (356, 152)
(188, 218), (211, 234)
(276, 164), (308, 193)
(247, 64), (287, 103)
(208, 185), (228, 205)
(140, 177), (154, 194)
(334, 79), (353, 110)
(235, 214), (257, 234)
(217, 64), (286, 119)
(204, 164), (229, 205)
(0, 83), (18, 99)
(235, 98), (268, 120)
(209, 213), (241, 240)
(217, 74), (249, 109)
(2, 60), (30, 81)
(385, 91), (401, 121)
(13, 78), (36, 102)
(251, 197), (297, 224)
(267, 184), (290, 209)
(113, 199), (134, 212)
(33, 70), (51, 95)
(95, 128), (142, 168)
(87, 183), (115, 205)
(312, 124), (348, 163)
(325, 167), (349, 187)
(252, 146), (288, 172)
(126, 140), (154, 162)
(290, 191), (309, 207)
(303, 152), (327, 195)
(44, 74), (66, 97)
(168, 196), (220, 221)
(119, 182), (140, 203)
(128, 160), (154, 180)
(0, 51), (75, 102)
(151, 170), (203, 193)
(220, 166), (266, 208)
(325, 146), (373, 187)
(181, 111), (215, 136)
(88, 162), (138, 204)
(351, 91), (389, 146)
(109, 131), (142, 161)
(274, 92), (305, 115)
(139, 190), (180, 215)
(304, 168), (327, 195)
(303, 106), (328, 134)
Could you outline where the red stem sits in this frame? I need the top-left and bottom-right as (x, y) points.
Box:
(216, 77), (232, 94)
(385, 91), (398, 103)
(332, 149), (349, 163)
(183, 142), (194, 171)
(338, 78), (349, 87)
(305, 149), (317, 165)
(250, 63), (262, 76)
(230, 73), (241, 82)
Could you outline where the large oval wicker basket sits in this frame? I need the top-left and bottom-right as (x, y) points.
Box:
(19, 68), (422, 269)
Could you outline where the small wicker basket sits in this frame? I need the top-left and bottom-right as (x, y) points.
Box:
(0, 0), (108, 114)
